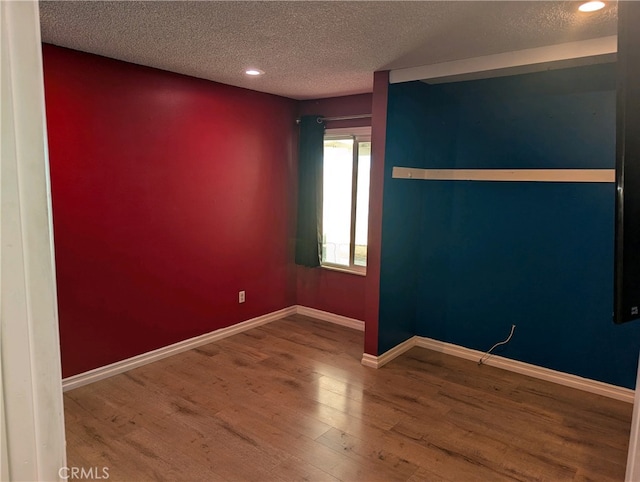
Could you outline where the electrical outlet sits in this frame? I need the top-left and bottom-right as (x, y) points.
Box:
(239, 291), (245, 303)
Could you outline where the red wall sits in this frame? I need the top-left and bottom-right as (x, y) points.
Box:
(43, 45), (298, 377)
(296, 94), (372, 321)
(299, 94), (372, 130)
(365, 72), (389, 354)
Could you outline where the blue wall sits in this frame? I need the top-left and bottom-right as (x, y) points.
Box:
(379, 81), (461, 353)
(380, 64), (640, 388)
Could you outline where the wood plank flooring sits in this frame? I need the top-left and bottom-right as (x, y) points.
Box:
(64, 315), (632, 481)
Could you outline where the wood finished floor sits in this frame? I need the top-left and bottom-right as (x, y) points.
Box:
(64, 315), (632, 481)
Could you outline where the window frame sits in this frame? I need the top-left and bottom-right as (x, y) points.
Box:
(321, 126), (371, 276)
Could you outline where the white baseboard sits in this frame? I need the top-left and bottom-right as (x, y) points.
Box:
(361, 335), (634, 404)
(361, 336), (416, 368)
(62, 305), (297, 392)
(62, 304), (363, 392)
(416, 337), (634, 403)
(295, 305), (365, 331)
(361, 353), (379, 368)
(62, 305), (633, 404)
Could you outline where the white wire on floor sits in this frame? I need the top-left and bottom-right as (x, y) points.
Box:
(478, 324), (516, 366)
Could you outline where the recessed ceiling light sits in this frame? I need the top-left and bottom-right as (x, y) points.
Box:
(245, 69), (264, 76)
(579, 1), (605, 12)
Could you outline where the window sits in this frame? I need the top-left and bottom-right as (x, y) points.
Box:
(321, 127), (371, 274)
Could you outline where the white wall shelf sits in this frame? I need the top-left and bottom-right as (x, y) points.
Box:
(392, 166), (615, 183)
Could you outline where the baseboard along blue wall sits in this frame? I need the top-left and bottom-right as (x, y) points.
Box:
(380, 64), (640, 388)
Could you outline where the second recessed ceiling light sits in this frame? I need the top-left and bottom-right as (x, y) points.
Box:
(579, 1), (605, 12)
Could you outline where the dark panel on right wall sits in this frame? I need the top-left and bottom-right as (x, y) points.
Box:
(614, 1), (640, 324)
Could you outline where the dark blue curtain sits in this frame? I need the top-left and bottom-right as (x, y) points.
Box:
(295, 115), (324, 267)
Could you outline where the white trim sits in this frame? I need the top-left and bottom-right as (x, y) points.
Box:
(390, 36), (617, 84)
(325, 126), (372, 139)
(361, 336), (633, 403)
(320, 264), (366, 277)
(625, 353), (640, 481)
(415, 337), (634, 403)
(361, 353), (379, 369)
(1, 1), (67, 479)
(295, 305), (365, 331)
(361, 336), (417, 368)
(62, 304), (633, 404)
(392, 167), (615, 183)
(61, 305), (365, 392)
(62, 306), (297, 391)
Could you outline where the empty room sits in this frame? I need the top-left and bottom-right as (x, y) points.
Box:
(2, 1), (640, 481)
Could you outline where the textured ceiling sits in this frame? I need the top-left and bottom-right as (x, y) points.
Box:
(39, 1), (617, 100)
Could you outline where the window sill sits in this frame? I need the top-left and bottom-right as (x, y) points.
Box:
(321, 264), (366, 277)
